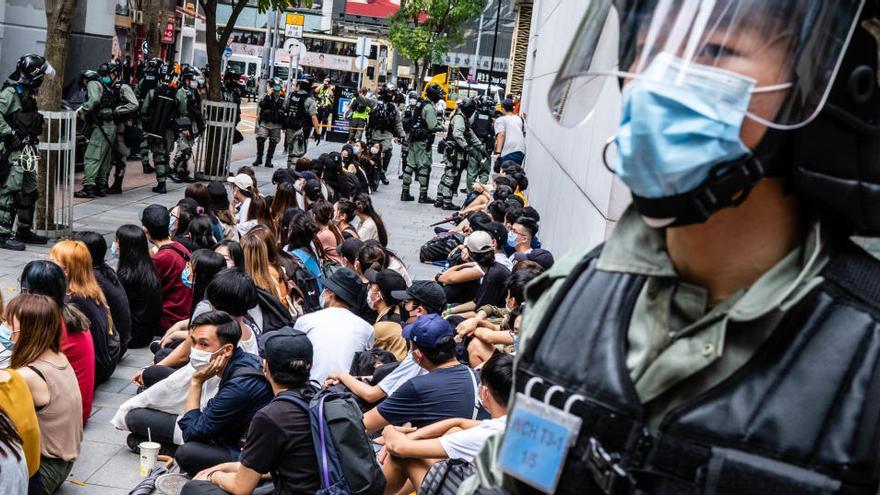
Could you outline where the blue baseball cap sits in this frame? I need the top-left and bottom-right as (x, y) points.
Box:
(402, 314), (454, 350)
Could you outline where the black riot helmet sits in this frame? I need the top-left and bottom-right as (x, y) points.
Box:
(97, 61), (119, 83)
(11, 53), (55, 89)
(79, 69), (99, 90)
(458, 97), (477, 119)
(425, 83), (445, 104)
(223, 69), (240, 89)
(295, 78), (312, 92)
(159, 62), (176, 83)
(179, 65), (199, 85)
(270, 77), (283, 91)
(380, 82), (397, 101)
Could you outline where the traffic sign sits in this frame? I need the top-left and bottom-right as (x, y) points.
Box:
(285, 24), (303, 38)
(141, 41), (148, 55)
(355, 55), (368, 71)
(356, 37), (371, 57)
(285, 13), (305, 26)
(224, 46), (233, 58)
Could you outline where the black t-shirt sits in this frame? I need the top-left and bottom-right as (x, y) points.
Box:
(474, 262), (511, 308)
(239, 392), (321, 495)
(67, 295), (118, 386)
(94, 265), (132, 353)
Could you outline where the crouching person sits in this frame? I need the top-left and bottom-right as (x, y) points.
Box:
(174, 310), (273, 476)
(379, 352), (513, 494)
(182, 329), (321, 494)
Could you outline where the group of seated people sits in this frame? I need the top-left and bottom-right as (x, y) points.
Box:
(0, 143), (539, 495)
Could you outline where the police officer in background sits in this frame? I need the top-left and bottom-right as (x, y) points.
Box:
(314, 76), (334, 143)
(283, 78), (320, 165)
(460, 2), (880, 495)
(466, 95), (496, 191)
(0, 54), (52, 250)
(140, 62), (187, 194)
(348, 85), (376, 143)
(135, 58), (163, 174)
(436, 98), (482, 210)
(400, 83), (444, 204)
(169, 66), (205, 183)
(253, 77), (285, 167)
(75, 61), (122, 198)
(367, 82), (404, 186)
(222, 69), (244, 144)
(398, 89), (420, 179)
(107, 62), (140, 194)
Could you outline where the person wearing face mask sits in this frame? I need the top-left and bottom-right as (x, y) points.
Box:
(506, 216), (538, 263)
(367, 83), (406, 186)
(461, 2), (880, 495)
(436, 98), (484, 210)
(323, 280), (446, 412)
(75, 61), (122, 199)
(364, 268), (408, 360)
(75, 231), (132, 355)
(362, 314), (487, 436)
(283, 79), (321, 165)
(105, 61), (140, 195)
(114, 224), (163, 348)
(139, 61), (188, 194)
(293, 268), (374, 383)
(253, 78), (285, 168)
(379, 352), (513, 494)
(141, 204), (192, 332)
(348, 85), (377, 144)
(401, 84), (444, 204)
(169, 66), (206, 184)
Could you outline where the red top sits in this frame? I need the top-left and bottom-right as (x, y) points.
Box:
(153, 241), (193, 330)
(60, 321), (95, 425)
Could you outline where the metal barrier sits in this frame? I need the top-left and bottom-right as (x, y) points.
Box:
(195, 100), (238, 181)
(35, 110), (76, 239)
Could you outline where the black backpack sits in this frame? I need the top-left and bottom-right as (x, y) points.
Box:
(255, 288), (294, 333)
(420, 232), (465, 263)
(287, 252), (322, 314)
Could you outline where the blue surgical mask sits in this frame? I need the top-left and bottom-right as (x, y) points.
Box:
(169, 215), (177, 235)
(507, 231), (517, 249)
(110, 241), (119, 259)
(319, 290), (327, 309)
(0, 324), (13, 351)
(101, 76), (112, 84)
(612, 53), (754, 203)
(181, 265), (193, 288)
(273, 85), (282, 92)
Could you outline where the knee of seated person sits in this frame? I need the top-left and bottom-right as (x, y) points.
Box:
(174, 442), (203, 475)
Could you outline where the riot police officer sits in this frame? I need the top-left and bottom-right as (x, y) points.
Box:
(105, 63), (140, 194)
(400, 83), (444, 203)
(367, 82), (405, 185)
(460, 2), (880, 495)
(436, 98), (482, 209)
(466, 95), (496, 191)
(140, 62), (187, 194)
(169, 66), (205, 183)
(0, 53), (52, 250)
(135, 57), (162, 174)
(222, 69), (244, 144)
(283, 78), (320, 165)
(253, 77), (285, 168)
(398, 90), (420, 179)
(75, 61), (123, 198)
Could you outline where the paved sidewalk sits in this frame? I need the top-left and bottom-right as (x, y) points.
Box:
(43, 139), (450, 494)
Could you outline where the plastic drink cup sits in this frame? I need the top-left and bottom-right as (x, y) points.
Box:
(138, 441), (161, 476)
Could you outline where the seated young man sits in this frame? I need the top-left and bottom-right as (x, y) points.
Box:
(142, 204), (193, 332)
(127, 310), (273, 475)
(363, 314), (486, 435)
(324, 281), (447, 405)
(182, 329), (321, 495)
(379, 352), (513, 494)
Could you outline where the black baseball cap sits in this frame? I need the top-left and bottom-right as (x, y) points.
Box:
(365, 268), (407, 304)
(513, 249), (555, 270)
(480, 221), (508, 247)
(337, 237), (364, 264)
(323, 267), (363, 308)
(263, 327), (313, 370)
(391, 280), (446, 314)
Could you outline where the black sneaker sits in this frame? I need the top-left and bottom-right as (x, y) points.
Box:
(0, 235), (25, 251)
(16, 228), (48, 245)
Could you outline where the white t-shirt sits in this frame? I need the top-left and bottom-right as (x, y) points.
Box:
(493, 115), (526, 157)
(377, 353), (427, 395)
(235, 197), (251, 224)
(294, 307), (375, 383)
(495, 252), (514, 271)
(439, 416), (507, 461)
(357, 216), (379, 242)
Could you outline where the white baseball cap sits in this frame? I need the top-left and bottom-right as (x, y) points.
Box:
(227, 173), (254, 190)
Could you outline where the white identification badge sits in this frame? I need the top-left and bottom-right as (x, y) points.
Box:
(498, 384), (583, 494)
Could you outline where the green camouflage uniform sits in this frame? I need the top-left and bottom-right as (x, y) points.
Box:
(368, 100), (405, 177)
(110, 83), (140, 186)
(437, 111), (482, 205)
(284, 92), (318, 164)
(81, 79), (118, 189)
(0, 85), (39, 236)
(140, 85), (187, 183)
(466, 110), (492, 190)
(402, 102), (440, 195)
(171, 86), (204, 178)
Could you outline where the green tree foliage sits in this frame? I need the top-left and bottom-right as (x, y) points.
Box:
(389, 0), (487, 90)
(198, 0), (312, 101)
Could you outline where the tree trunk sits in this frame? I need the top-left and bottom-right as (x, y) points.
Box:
(39, 0), (79, 111)
(142, 0), (164, 59)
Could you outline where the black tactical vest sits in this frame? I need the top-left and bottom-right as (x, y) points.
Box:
(259, 94), (283, 124)
(504, 241), (880, 495)
(284, 91), (309, 130)
(143, 84), (179, 137)
(99, 81), (118, 111)
(472, 109), (494, 142)
(2, 84), (43, 140)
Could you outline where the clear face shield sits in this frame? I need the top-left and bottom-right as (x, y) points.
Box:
(549, 0), (865, 130)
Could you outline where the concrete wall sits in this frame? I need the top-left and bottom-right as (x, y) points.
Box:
(0, 0), (114, 92)
(521, 0), (630, 257)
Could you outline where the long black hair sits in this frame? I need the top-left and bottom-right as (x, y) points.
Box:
(189, 249), (227, 318)
(354, 193), (388, 247)
(115, 224), (161, 294)
(188, 214), (216, 252)
(214, 240), (244, 269)
(0, 410), (22, 462)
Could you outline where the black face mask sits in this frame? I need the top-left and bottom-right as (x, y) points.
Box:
(398, 303), (410, 324)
